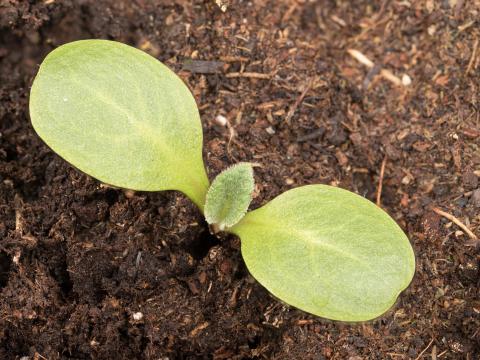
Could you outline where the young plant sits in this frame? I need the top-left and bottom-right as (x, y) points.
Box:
(29, 40), (415, 322)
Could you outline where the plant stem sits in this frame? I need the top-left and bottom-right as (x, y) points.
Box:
(183, 174), (210, 214)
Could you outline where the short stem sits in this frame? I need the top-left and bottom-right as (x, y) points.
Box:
(182, 172), (210, 214)
(184, 186), (207, 214)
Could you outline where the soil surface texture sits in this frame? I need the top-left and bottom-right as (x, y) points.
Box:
(0, 1), (479, 359)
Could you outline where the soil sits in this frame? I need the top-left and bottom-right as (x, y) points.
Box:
(0, 1), (479, 359)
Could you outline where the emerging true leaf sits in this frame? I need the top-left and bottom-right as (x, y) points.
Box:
(205, 163), (254, 231)
(29, 40), (209, 210)
(230, 185), (415, 322)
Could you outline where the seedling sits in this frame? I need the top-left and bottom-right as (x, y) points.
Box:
(29, 40), (415, 322)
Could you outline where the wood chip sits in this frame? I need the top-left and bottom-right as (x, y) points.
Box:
(297, 128), (326, 142)
(183, 60), (224, 74)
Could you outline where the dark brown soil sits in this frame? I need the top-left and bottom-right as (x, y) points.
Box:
(1, 1), (479, 359)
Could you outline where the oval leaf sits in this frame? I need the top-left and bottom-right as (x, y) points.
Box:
(205, 163), (254, 231)
(29, 40), (209, 210)
(230, 185), (415, 321)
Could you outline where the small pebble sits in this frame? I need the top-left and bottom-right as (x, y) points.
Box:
(215, 0), (228, 12)
(402, 74), (412, 86)
(402, 175), (411, 185)
(132, 312), (143, 321)
(266, 126), (275, 135)
(214, 114), (228, 127)
(124, 189), (135, 198)
(13, 251), (20, 264)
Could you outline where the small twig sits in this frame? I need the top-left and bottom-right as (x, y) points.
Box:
(437, 350), (448, 358)
(375, 0), (390, 21)
(189, 321), (209, 337)
(376, 156), (387, 206)
(225, 72), (272, 79)
(466, 37), (479, 75)
(458, 20), (475, 32)
(455, 0), (465, 18)
(379, 68), (403, 86)
(348, 49), (374, 67)
(226, 122), (238, 162)
(414, 338), (434, 360)
(285, 79), (313, 124)
(219, 55), (249, 62)
(363, 64), (382, 89)
(431, 207), (478, 241)
(330, 15), (346, 27)
(14, 194), (24, 236)
(281, 2), (298, 23)
(229, 284), (240, 306)
(34, 353), (49, 360)
(347, 49), (403, 86)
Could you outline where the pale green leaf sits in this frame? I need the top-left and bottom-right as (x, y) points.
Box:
(230, 185), (415, 321)
(29, 40), (209, 210)
(204, 163), (254, 231)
